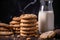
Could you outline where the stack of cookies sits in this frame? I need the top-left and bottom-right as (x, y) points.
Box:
(20, 14), (38, 37)
(9, 17), (20, 35)
(0, 23), (13, 37)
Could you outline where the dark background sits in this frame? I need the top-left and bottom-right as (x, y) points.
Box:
(0, 0), (60, 27)
(0, 0), (40, 23)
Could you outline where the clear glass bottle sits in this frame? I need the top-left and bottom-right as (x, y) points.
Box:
(38, 0), (54, 33)
(47, 0), (54, 31)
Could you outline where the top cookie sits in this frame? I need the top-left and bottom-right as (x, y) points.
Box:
(12, 17), (20, 21)
(20, 14), (37, 19)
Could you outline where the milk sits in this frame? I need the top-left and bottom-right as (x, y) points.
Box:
(38, 11), (47, 33)
(38, 11), (54, 33)
(47, 11), (54, 31)
(38, 0), (54, 33)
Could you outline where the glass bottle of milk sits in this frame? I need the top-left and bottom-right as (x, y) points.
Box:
(38, 0), (54, 33)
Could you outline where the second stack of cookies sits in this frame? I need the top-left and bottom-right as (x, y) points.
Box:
(9, 17), (20, 35)
(20, 14), (38, 37)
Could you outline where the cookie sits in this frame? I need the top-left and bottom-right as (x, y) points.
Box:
(20, 33), (37, 37)
(20, 14), (37, 19)
(12, 17), (20, 21)
(20, 19), (37, 23)
(10, 21), (19, 25)
(0, 27), (9, 31)
(20, 27), (38, 30)
(0, 23), (8, 27)
(47, 31), (56, 38)
(20, 30), (37, 34)
(40, 31), (56, 39)
(9, 25), (20, 28)
(20, 23), (36, 27)
(0, 32), (13, 36)
(26, 38), (31, 40)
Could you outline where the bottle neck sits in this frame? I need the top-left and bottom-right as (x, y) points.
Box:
(48, 0), (53, 11)
(40, 0), (53, 11)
